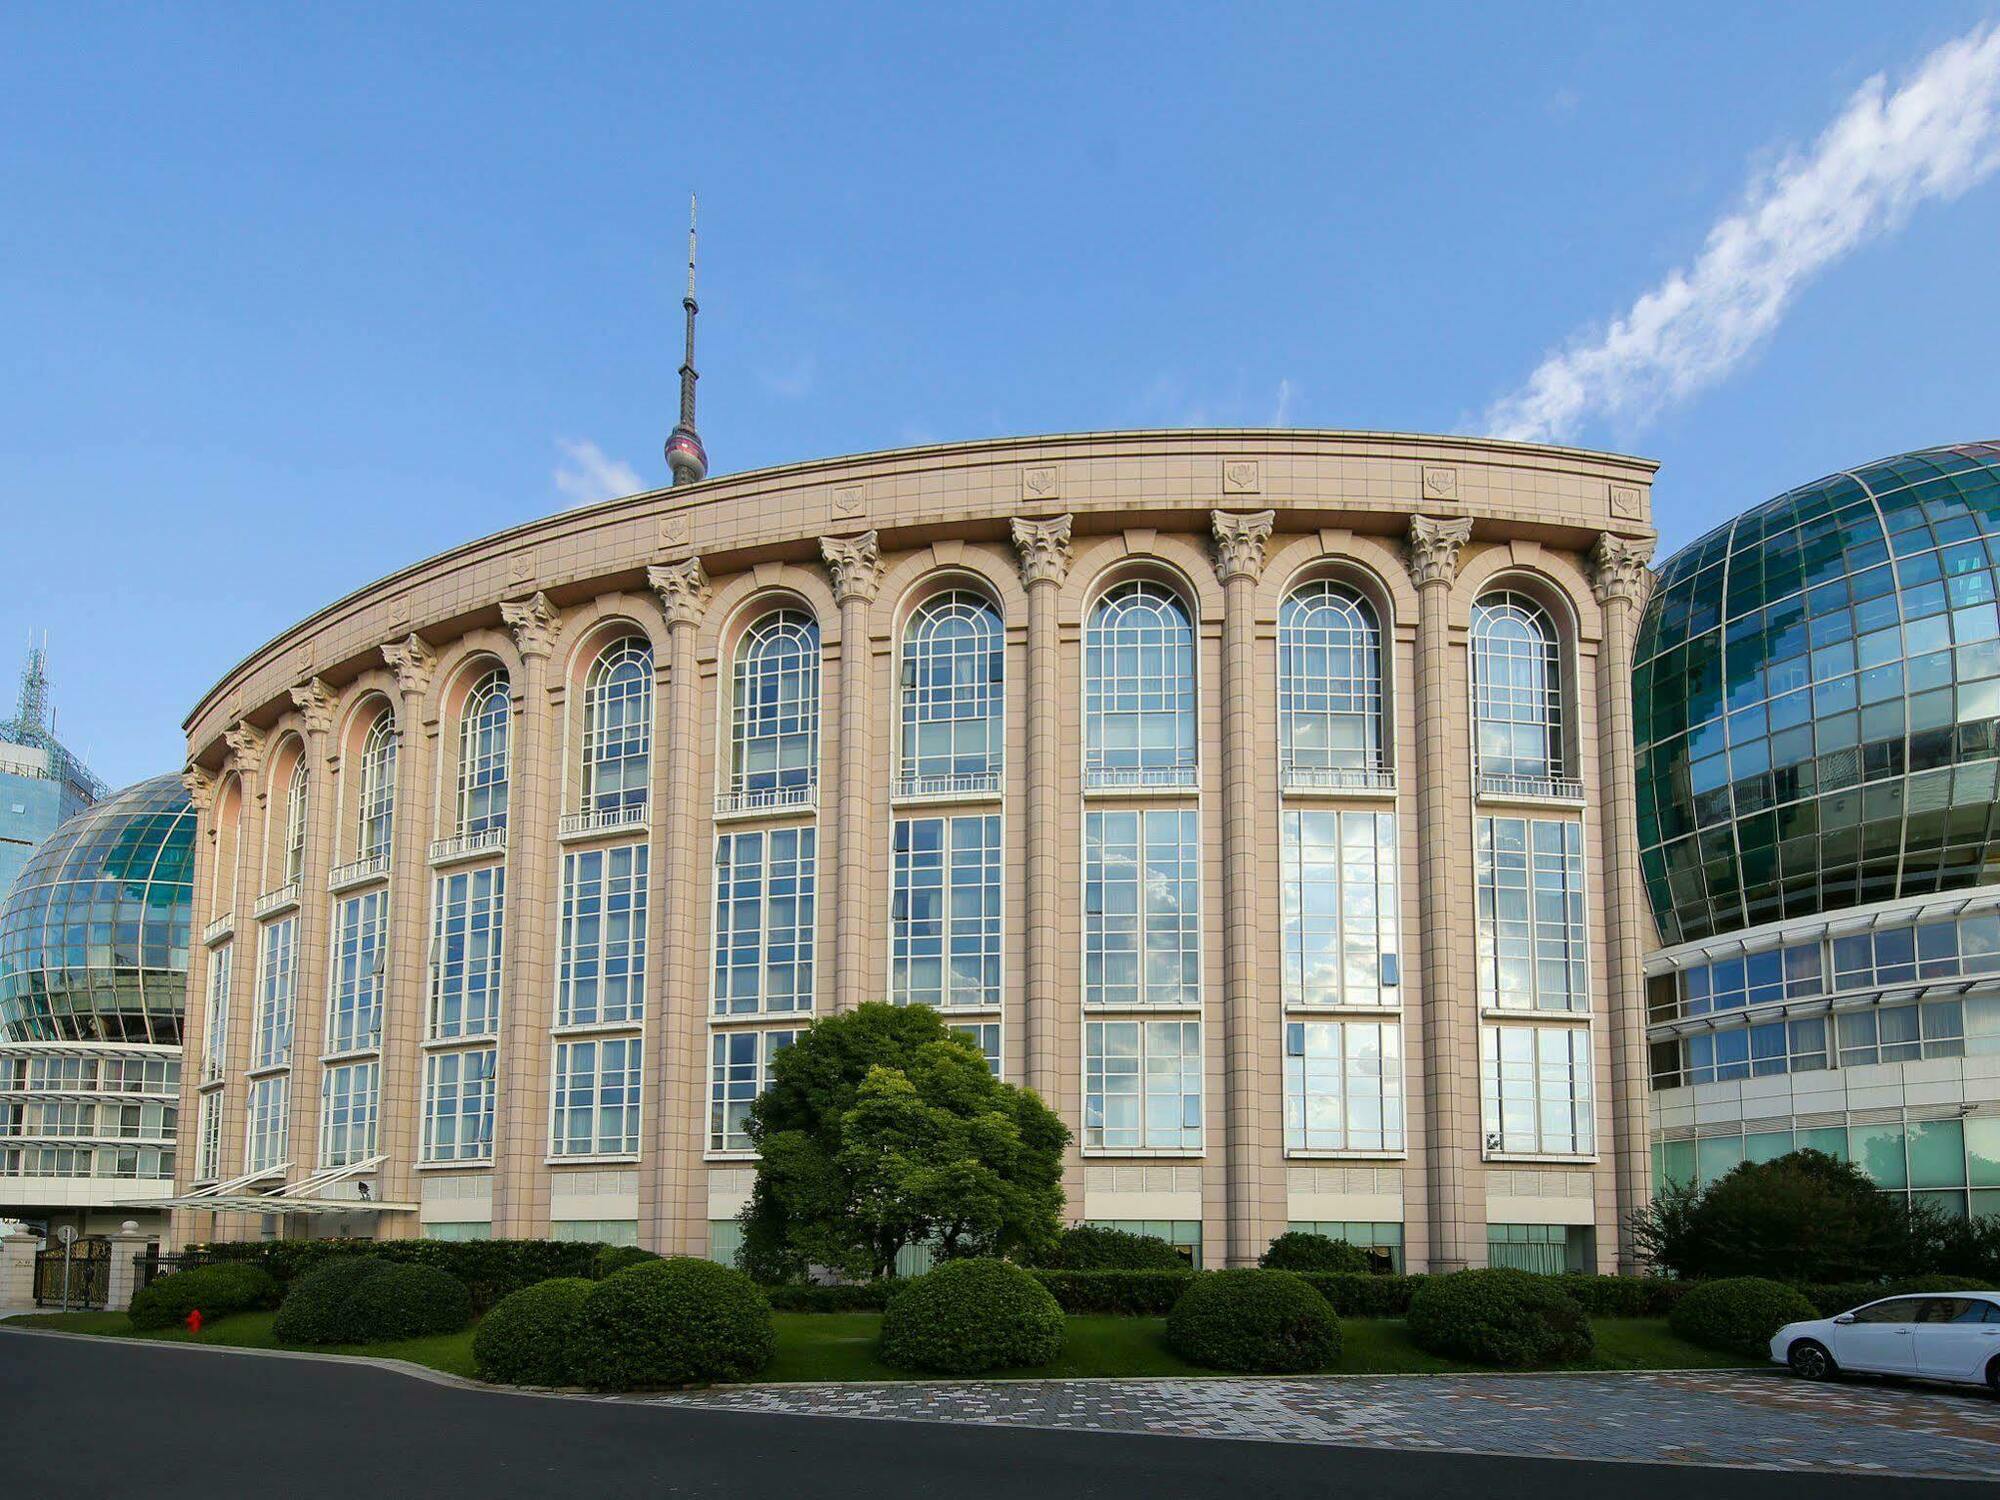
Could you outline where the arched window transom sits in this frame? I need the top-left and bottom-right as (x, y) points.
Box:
(1084, 580), (1196, 784)
(457, 668), (511, 835)
(355, 711), (398, 861)
(730, 610), (820, 798)
(582, 637), (654, 814)
(899, 590), (1003, 791)
(1472, 591), (1565, 785)
(1279, 581), (1383, 781)
(283, 758), (309, 885)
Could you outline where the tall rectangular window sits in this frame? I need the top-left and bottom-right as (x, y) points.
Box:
(328, 889), (388, 1054)
(422, 1047), (496, 1163)
(202, 943), (232, 1083)
(1481, 1023), (1594, 1156)
(891, 814), (1001, 1009)
(253, 916), (296, 1070)
(1284, 1020), (1403, 1153)
(558, 845), (648, 1026)
(551, 1036), (641, 1156)
(951, 1022), (1002, 1076)
(1085, 809), (1200, 1007)
(430, 865), (505, 1039)
(194, 1090), (222, 1181)
(319, 1060), (380, 1166)
(713, 827), (816, 1015)
(709, 1028), (797, 1152)
(1084, 1019), (1202, 1151)
(245, 1074), (289, 1174)
(1475, 817), (1587, 1012)
(1281, 809), (1398, 1007)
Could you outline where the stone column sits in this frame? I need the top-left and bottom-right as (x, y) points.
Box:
(492, 594), (560, 1237)
(1591, 533), (1656, 1272)
(103, 1226), (152, 1312)
(0, 1233), (39, 1309)
(821, 531), (883, 1013)
(282, 680), (339, 1203)
(644, 558), (712, 1254)
(1211, 510), (1277, 1265)
(1011, 515), (1072, 1106)
(217, 725), (266, 1182)
(1408, 515), (1474, 1273)
(376, 634), (438, 1228)
(173, 765), (216, 1212)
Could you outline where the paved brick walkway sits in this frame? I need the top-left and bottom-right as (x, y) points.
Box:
(642, 1371), (2000, 1478)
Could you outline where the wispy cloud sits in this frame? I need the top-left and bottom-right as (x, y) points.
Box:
(553, 439), (643, 506)
(1484, 22), (2000, 445)
(1272, 378), (1296, 426)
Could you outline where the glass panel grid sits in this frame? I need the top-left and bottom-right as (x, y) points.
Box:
(582, 638), (654, 813)
(1473, 592), (1564, 781)
(558, 845), (648, 1026)
(709, 1028), (797, 1151)
(252, 915), (296, 1070)
(1084, 1018), (1202, 1151)
(1084, 581), (1197, 772)
(327, 889), (387, 1054)
(356, 711), (398, 861)
(551, 1036), (642, 1156)
(429, 865), (505, 1039)
(1481, 1022), (1594, 1155)
(1283, 1019), (1403, 1153)
(1476, 817), (1588, 1011)
(1279, 581), (1384, 772)
(1281, 808), (1398, 1007)
(899, 591), (1003, 780)
(731, 611), (820, 795)
(319, 1059), (380, 1166)
(713, 828), (816, 1016)
(891, 814), (1002, 1009)
(456, 668), (511, 835)
(422, 1046), (496, 1163)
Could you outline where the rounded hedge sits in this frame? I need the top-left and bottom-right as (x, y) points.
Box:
(272, 1256), (392, 1345)
(473, 1277), (595, 1386)
(128, 1263), (277, 1331)
(1669, 1277), (1820, 1359)
(1165, 1269), (1341, 1373)
(592, 1244), (662, 1280)
(339, 1263), (474, 1343)
(573, 1257), (775, 1390)
(1259, 1232), (1371, 1275)
(1044, 1225), (1186, 1271)
(1406, 1268), (1594, 1367)
(879, 1258), (1066, 1375)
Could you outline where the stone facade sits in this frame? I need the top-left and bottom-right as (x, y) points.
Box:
(173, 430), (1657, 1270)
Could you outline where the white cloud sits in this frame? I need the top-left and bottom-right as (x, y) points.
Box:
(1272, 378), (1296, 426)
(553, 439), (643, 506)
(1484, 22), (2000, 445)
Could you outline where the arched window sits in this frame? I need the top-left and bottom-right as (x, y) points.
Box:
(1279, 581), (1383, 779)
(899, 590), (1003, 789)
(1472, 592), (1565, 784)
(282, 757), (309, 885)
(355, 710), (398, 861)
(731, 610), (820, 798)
(582, 637), (653, 814)
(457, 668), (510, 835)
(1084, 580), (1196, 783)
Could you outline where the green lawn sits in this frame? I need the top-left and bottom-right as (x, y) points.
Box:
(6, 1308), (1750, 1384)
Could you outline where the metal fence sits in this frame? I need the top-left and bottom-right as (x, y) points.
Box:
(33, 1240), (110, 1309)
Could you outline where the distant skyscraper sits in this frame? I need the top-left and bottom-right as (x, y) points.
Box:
(0, 642), (104, 903)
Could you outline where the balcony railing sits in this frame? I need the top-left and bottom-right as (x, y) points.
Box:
(1280, 765), (1399, 795)
(250, 882), (301, 921)
(328, 852), (391, 892)
(557, 803), (650, 839)
(1476, 773), (1586, 804)
(428, 826), (508, 865)
(1082, 765), (1200, 793)
(713, 784), (819, 819)
(891, 771), (1003, 804)
(202, 913), (236, 947)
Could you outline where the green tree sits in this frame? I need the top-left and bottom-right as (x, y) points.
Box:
(739, 1004), (1070, 1280)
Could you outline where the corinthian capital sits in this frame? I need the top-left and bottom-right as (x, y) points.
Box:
(180, 763), (217, 814)
(1011, 514), (1073, 588)
(1591, 533), (1655, 607)
(290, 677), (336, 735)
(500, 592), (561, 659)
(222, 722), (266, 775)
(381, 632), (437, 699)
(821, 531), (882, 605)
(1407, 515), (1474, 589)
(1211, 510), (1276, 584)
(648, 557), (711, 628)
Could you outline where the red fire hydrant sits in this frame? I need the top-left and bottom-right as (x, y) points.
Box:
(186, 1308), (203, 1335)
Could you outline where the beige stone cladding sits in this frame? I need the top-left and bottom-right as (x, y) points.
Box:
(172, 430), (1657, 1269)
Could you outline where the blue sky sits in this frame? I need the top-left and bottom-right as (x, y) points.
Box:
(4, 3), (1999, 789)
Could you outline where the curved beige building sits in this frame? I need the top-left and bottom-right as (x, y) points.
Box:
(170, 429), (1658, 1272)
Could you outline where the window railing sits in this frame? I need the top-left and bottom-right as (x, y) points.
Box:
(202, 913), (236, 947)
(892, 771), (1003, 803)
(1082, 765), (1200, 793)
(428, 826), (508, 864)
(713, 784), (819, 819)
(557, 804), (650, 839)
(1476, 773), (1585, 803)
(251, 882), (301, 921)
(1280, 765), (1398, 795)
(328, 852), (392, 891)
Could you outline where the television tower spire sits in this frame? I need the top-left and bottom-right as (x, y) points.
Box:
(665, 194), (709, 486)
(14, 634), (50, 741)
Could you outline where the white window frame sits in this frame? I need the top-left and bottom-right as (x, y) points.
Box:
(327, 888), (388, 1056)
(1280, 808), (1398, 1008)
(712, 826), (817, 1016)
(891, 813), (1002, 1010)
(1480, 1022), (1595, 1158)
(557, 844), (648, 1027)
(319, 1059), (380, 1167)
(428, 864), (506, 1040)
(1475, 816), (1589, 1013)
(1083, 1018), (1203, 1153)
(898, 590), (1004, 782)
(550, 1036), (642, 1158)
(708, 1027), (798, 1153)
(421, 1046), (497, 1163)
(253, 915), (297, 1070)
(244, 1073), (289, 1175)
(729, 610), (821, 797)
(356, 710), (399, 861)
(202, 943), (232, 1084)
(1084, 808), (1200, 1008)
(1283, 1019), (1404, 1155)
(456, 668), (511, 835)
(1278, 580), (1384, 774)
(581, 637), (654, 814)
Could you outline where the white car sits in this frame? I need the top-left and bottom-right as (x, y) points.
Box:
(1771, 1291), (2000, 1391)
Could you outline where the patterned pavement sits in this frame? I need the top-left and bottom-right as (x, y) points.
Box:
(640, 1370), (2000, 1478)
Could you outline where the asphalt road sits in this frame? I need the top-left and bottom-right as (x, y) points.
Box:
(1, 1328), (1990, 1498)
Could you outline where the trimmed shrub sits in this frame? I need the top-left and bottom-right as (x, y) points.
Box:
(1041, 1225), (1187, 1271)
(189, 1237), (602, 1311)
(574, 1257), (775, 1390)
(1260, 1232), (1371, 1274)
(1296, 1272), (1418, 1317)
(1407, 1268), (1594, 1367)
(340, 1264), (474, 1343)
(272, 1256), (392, 1345)
(1548, 1274), (1686, 1318)
(1166, 1269), (1341, 1373)
(592, 1245), (662, 1280)
(1031, 1269), (1191, 1315)
(473, 1277), (594, 1386)
(880, 1259), (1066, 1375)
(763, 1281), (897, 1313)
(1670, 1277), (1829, 1358)
(128, 1263), (277, 1331)
(1803, 1274), (2000, 1318)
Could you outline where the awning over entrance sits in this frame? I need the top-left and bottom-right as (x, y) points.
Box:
(132, 1155), (417, 1215)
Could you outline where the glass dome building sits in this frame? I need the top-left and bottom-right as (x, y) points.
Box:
(1637, 442), (2000, 1218)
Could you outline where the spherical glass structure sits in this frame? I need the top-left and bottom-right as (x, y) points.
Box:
(1636, 441), (2000, 947)
(0, 774), (193, 1043)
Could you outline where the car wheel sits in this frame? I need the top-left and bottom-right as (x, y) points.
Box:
(1789, 1340), (1837, 1381)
